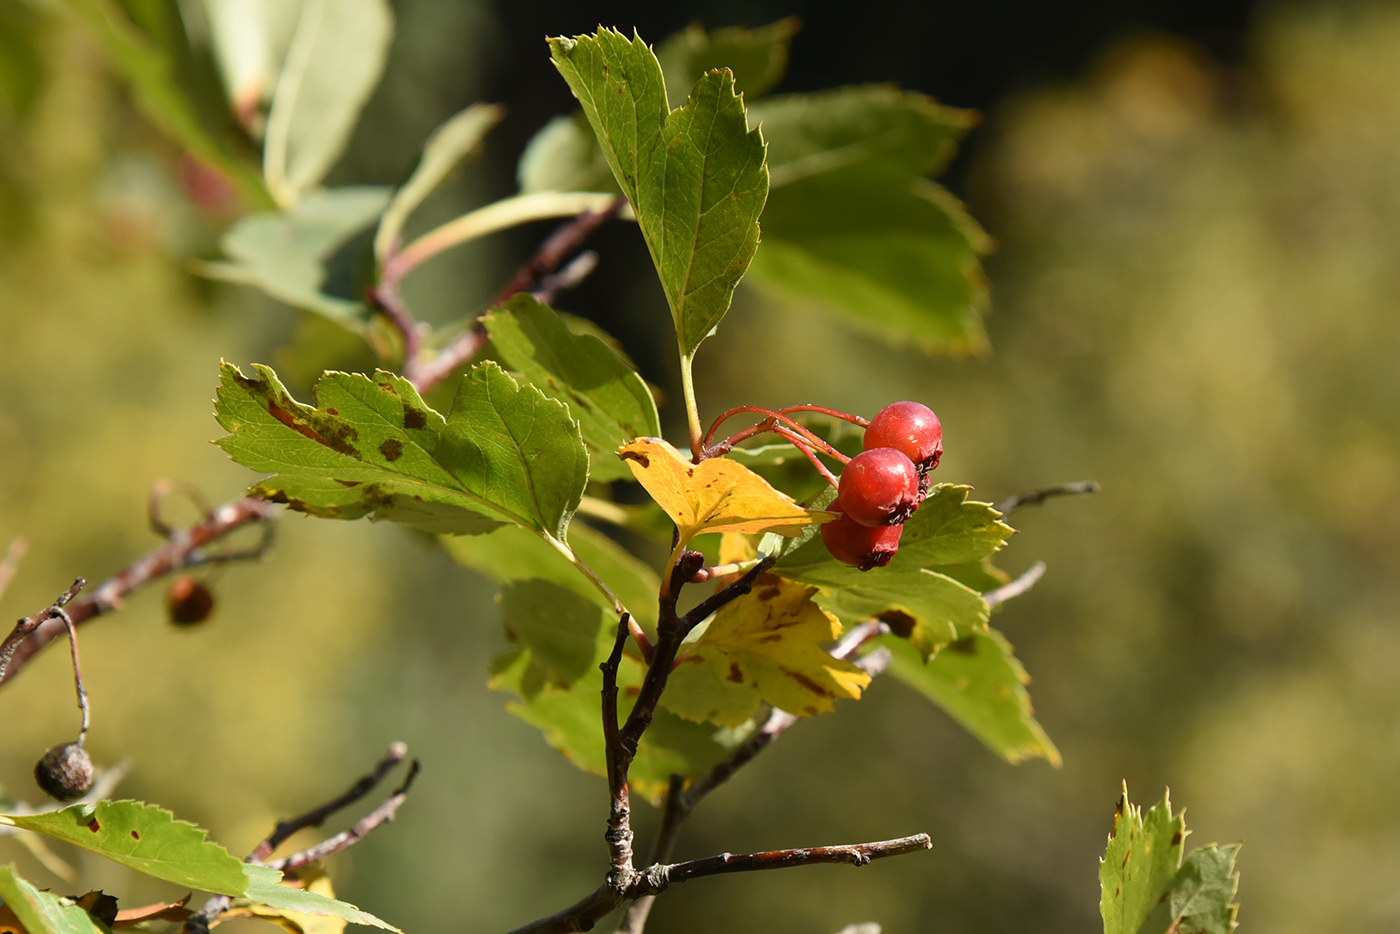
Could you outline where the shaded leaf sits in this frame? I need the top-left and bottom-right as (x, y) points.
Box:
(441, 521), (661, 632)
(490, 621), (739, 803)
(655, 18), (798, 109)
(0, 866), (103, 934)
(549, 29), (768, 357)
(619, 439), (822, 549)
(375, 103), (505, 264)
(517, 113), (618, 195)
(499, 580), (608, 694)
(0, 801), (247, 894)
(215, 361), (589, 540)
(244, 866), (398, 932)
(67, 0), (270, 206)
(199, 0), (303, 129)
(263, 0), (394, 205)
(663, 576), (869, 726)
(484, 295), (661, 482)
(1140, 845), (1241, 934)
(198, 186), (390, 330)
(745, 86), (990, 353)
(880, 630), (1059, 766)
(1100, 784), (1187, 934)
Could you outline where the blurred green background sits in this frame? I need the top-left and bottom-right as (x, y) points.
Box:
(3, 1), (1399, 932)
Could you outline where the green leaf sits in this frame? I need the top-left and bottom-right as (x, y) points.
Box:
(499, 580), (608, 694)
(1140, 845), (1241, 934)
(263, 0), (394, 206)
(0, 865), (104, 934)
(0, 801), (248, 894)
(199, 0), (302, 126)
(198, 186), (390, 331)
(880, 629), (1059, 766)
(549, 29), (769, 357)
(491, 623), (739, 803)
(484, 295), (661, 482)
(375, 103), (505, 264)
(244, 865), (400, 932)
(215, 361), (589, 539)
(517, 113), (619, 195)
(1101, 785), (1188, 934)
(894, 485), (1014, 567)
(67, 0), (271, 207)
(655, 18), (798, 109)
(745, 86), (990, 353)
(441, 520), (660, 632)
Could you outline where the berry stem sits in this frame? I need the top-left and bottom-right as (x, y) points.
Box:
(776, 404), (869, 428)
(703, 406), (853, 465)
(772, 425), (842, 489)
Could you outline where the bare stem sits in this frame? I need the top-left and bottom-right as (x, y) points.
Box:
(266, 761), (420, 872)
(54, 608), (89, 744)
(983, 561), (1047, 608)
(993, 481), (1100, 515)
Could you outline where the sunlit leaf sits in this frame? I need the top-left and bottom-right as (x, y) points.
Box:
(619, 439), (822, 549)
(655, 18), (798, 108)
(244, 866), (398, 932)
(663, 576), (869, 726)
(262, 0), (394, 205)
(894, 485), (1013, 567)
(0, 801), (247, 894)
(549, 28), (768, 357)
(0, 866), (103, 934)
(374, 103), (505, 264)
(485, 295), (661, 482)
(1101, 785), (1188, 934)
(197, 186), (390, 331)
(880, 630), (1059, 766)
(746, 86), (989, 353)
(215, 361), (589, 539)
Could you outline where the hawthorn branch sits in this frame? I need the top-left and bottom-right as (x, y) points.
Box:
(993, 480), (1099, 514)
(266, 760), (420, 872)
(0, 497), (275, 687)
(984, 561), (1047, 609)
(600, 615), (634, 878)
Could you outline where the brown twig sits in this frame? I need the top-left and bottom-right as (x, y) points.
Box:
(0, 497), (275, 687)
(493, 198), (624, 306)
(506, 834), (931, 934)
(0, 579), (86, 685)
(984, 561), (1047, 609)
(530, 250), (599, 306)
(266, 760), (420, 872)
(600, 615), (634, 879)
(993, 481), (1099, 515)
(368, 282), (425, 384)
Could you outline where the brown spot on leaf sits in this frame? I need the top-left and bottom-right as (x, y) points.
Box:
(878, 610), (916, 638)
(757, 586), (782, 601)
(1171, 830), (1183, 846)
(87, 818), (100, 832)
(727, 662), (744, 683)
(782, 667), (831, 697)
(619, 450), (649, 467)
(403, 404), (427, 430)
(333, 479), (361, 487)
(377, 381), (398, 395)
(948, 635), (978, 654)
(326, 408), (339, 416)
(758, 634), (782, 643)
(131, 830), (140, 840)
(267, 399), (361, 458)
(379, 439), (404, 462)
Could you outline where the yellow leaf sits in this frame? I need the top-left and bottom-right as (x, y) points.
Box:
(719, 532), (757, 565)
(662, 575), (871, 726)
(618, 438), (823, 550)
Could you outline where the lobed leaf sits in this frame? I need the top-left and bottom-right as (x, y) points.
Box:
(498, 580), (609, 695)
(238, 866), (344, 934)
(880, 630), (1059, 766)
(1100, 784), (1188, 934)
(662, 576), (870, 727)
(746, 86), (990, 353)
(374, 103), (505, 264)
(244, 865), (399, 932)
(0, 801), (247, 894)
(484, 295), (661, 482)
(1139, 844), (1241, 934)
(895, 485), (1014, 567)
(549, 28), (768, 357)
(619, 438), (823, 549)
(655, 18), (798, 109)
(215, 361), (589, 539)
(0, 865), (104, 934)
(198, 186), (390, 330)
(262, 0), (394, 205)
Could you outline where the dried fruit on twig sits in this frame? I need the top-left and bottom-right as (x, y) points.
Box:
(167, 575), (214, 626)
(35, 742), (94, 801)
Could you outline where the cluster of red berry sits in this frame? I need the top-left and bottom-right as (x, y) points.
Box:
(702, 400), (943, 571)
(820, 401), (943, 569)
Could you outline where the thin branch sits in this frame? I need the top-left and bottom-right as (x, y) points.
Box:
(495, 198), (624, 306)
(984, 561), (1047, 609)
(0, 498), (275, 687)
(369, 282), (424, 383)
(411, 328), (490, 396)
(600, 615), (634, 878)
(0, 579), (85, 685)
(531, 250), (599, 306)
(251, 741), (410, 862)
(266, 760), (421, 872)
(54, 608), (89, 744)
(993, 481), (1099, 515)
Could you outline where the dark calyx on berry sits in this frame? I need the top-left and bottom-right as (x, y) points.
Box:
(168, 574), (214, 625)
(820, 507), (903, 570)
(837, 447), (921, 526)
(35, 742), (94, 801)
(864, 401), (943, 475)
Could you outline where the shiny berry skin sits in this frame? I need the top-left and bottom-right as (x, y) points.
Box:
(864, 401), (943, 474)
(35, 742), (94, 801)
(837, 448), (921, 526)
(821, 506), (904, 570)
(168, 575), (214, 626)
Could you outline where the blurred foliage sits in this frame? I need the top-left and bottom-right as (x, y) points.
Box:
(3, 3), (1400, 934)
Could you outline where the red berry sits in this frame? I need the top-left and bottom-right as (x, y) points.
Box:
(821, 507), (903, 570)
(864, 401), (943, 474)
(837, 448), (920, 526)
(168, 575), (215, 626)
